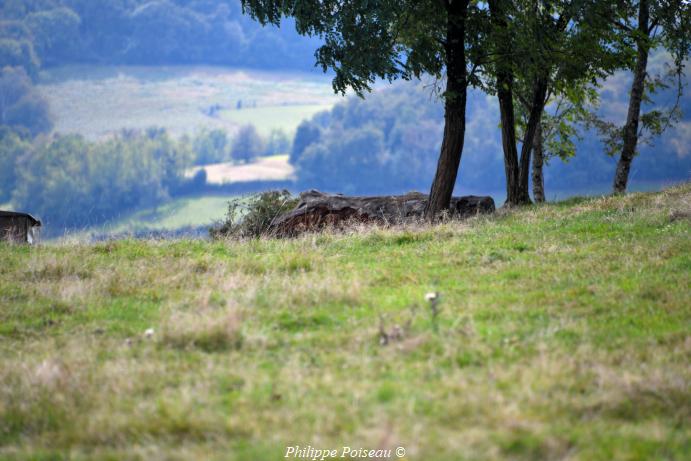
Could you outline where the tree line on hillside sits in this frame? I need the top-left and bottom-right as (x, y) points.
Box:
(1, 128), (192, 231)
(0, 120), (291, 231)
(290, 82), (690, 196)
(0, 56), (292, 232)
(193, 125), (290, 165)
(0, 66), (53, 137)
(1, 0), (318, 155)
(0, 0), (318, 78)
(242, 0), (690, 217)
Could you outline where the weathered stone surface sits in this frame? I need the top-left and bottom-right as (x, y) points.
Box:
(269, 190), (495, 236)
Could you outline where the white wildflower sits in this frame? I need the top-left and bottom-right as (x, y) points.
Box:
(144, 328), (155, 339)
(425, 292), (438, 302)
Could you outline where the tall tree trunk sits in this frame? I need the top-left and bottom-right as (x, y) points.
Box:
(532, 121), (545, 203)
(613, 0), (650, 194)
(488, 0), (520, 206)
(517, 78), (548, 203)
(496, 85), (521, 206)
(425, 0), (469, 220)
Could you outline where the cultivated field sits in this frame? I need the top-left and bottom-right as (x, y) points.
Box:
(38, 66), (340, 139)
(1, 184), (689, 460)
(186, 155), (295, 185)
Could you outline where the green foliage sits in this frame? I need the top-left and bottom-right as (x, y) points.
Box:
(0, 0), (320, 74)
(210, 190), (298, 239)
(0, 127), (30, 202)
(520, 85), (600, 163)
(587, 0), (690, 157)
(10, 129), (193, 230)
(0, 38), (40, 78)
(240, 0), (455, 95)
(290, 120), (321, 164)
(589, 76), (685, 157)
(292, 83), (451, 194)
(470, 0), (628, 203)
(24, 7), (81, 63)
(231, 124), (264, 163)
(290, 80), (689, 195)
(193, 129), (231, 165)
(178, 125), (287, 167)
(300, 125), (388, 195)
(264, 128), (291, 156)
(0, 66), (53, 137)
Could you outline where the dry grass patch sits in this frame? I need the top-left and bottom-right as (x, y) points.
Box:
(160, 309), (244, 352)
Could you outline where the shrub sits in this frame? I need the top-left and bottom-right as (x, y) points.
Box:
(210, 190), (298, 239)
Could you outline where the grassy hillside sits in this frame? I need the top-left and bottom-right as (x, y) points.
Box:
(77, 195), (234, 237)
(38, 66), (339, 139)
(1, 184), (689, 460)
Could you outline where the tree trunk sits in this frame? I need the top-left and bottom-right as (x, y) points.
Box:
(424, 0), (469, 220)
(496, 80), (521, 206)
(488, 0), (522, 206)
(532, 122), (545, 203)
(613, 0), (650, 194)
(517, 78), (548, 203)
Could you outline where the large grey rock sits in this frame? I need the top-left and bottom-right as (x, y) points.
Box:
(269, 190), (495, 237)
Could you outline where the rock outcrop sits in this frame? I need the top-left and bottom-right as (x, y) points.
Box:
(269, 190), (495, 236)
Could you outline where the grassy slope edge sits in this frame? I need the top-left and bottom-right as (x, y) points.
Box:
(1, 184), (689, 460)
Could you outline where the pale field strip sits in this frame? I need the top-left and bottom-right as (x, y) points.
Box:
(37, 65), (341, 139)
(186, 155), (295, 184)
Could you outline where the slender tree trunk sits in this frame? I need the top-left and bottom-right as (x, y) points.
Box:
(488, 0), (521, 206)
(496, 84), (521, 205)
(517, 78), (548, 203)
(425, 0), (469, 220)
(613, 0), (650, 194)
(532, 122), (545, 203)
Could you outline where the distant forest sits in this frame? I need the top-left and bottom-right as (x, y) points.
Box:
(0, 123), (289, 231)
(292, 82), (691, 197)
(0, 0), (319, 77)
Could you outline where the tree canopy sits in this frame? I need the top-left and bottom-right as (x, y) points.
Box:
(0, 0), (322, 77)
(241, 0), (489, 217)
(0, 66), (53, 137)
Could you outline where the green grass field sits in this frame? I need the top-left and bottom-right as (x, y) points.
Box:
(1, 184), (689, 460)
(82, 195), (234, 236)
(220, 104), (332, 136)
(38, 65), (340, 139)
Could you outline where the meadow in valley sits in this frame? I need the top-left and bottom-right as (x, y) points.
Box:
(38, 66), (339, 140)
